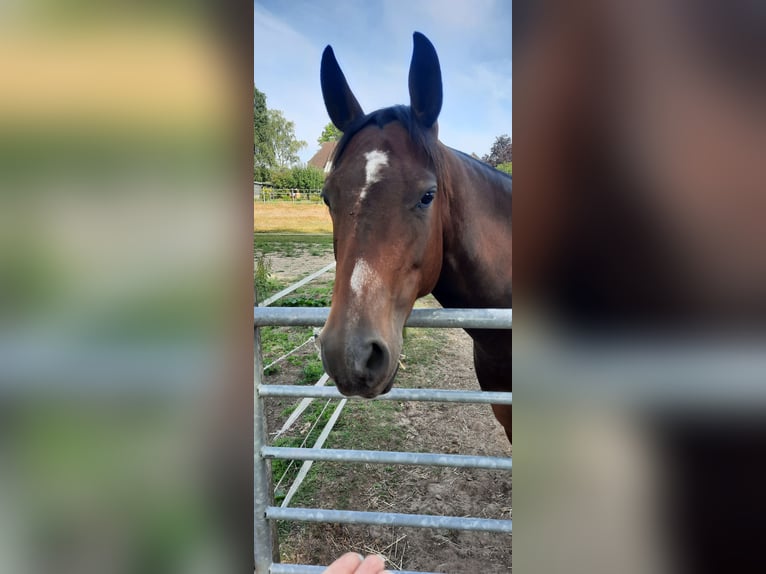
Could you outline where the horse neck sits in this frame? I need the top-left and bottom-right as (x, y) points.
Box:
(432, 148), (513, 309)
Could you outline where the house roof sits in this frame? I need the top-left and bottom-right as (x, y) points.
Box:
(308, 141), (337, 170)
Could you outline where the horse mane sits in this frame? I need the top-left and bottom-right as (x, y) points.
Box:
(331, 105), (448, 180)
(450, 148), (513, 185)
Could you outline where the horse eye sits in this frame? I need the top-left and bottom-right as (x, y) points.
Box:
(321, 193), (330, 208)
(419, 190), (435, 206)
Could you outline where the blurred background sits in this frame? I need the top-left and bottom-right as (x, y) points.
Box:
(514, 1), (766, 573)
(0, 1), (253, 572)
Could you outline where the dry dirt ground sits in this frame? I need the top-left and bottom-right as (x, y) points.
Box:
(259, 245), (512, 573)
(268, 251), (335, 283)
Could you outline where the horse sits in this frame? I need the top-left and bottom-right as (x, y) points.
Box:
(316, 32), (513, 443)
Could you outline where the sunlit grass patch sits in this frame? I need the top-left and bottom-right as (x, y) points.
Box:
(254, 202), (332, 233)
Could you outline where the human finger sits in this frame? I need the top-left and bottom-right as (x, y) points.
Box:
(322, 552), (364, 574)
(355, 554), (387, 574)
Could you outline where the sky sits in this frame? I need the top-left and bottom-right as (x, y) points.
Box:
(254, 0), (512, 164)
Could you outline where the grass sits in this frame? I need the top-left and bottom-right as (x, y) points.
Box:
(274, 398), (404, 544)
(278, 399), (404, 501)
(275, 241), (298, 258)
(254, 232), (333, 266)
(275, 282), (333, 308)
(254, 233), (334, 246)
(254, 233), (333, 259)
(270, 396), (404, 540)
(271, 399), (336, 505)
(255, 252), (280, 302)
(308, 245), (326, 257)
(399, 326), (448, 378)
(260, 325), (315, 369)
(254, 202), (333, 234)
(256, 276), (333, 309)
(298, 359), (324, 386)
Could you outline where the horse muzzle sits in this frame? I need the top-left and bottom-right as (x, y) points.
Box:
(319, 332), (400, 398)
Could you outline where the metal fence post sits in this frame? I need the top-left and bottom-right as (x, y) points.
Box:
(255, 326), (277, 573)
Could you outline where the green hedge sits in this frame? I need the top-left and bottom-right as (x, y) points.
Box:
(270, 165), (324, 190)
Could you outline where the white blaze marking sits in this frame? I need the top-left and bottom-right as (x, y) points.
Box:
(350, 259), (375, 297)
(359, 150), (388, 200)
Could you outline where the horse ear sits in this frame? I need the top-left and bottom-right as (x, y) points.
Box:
(321, 46), (364, 132)
(408, 32), (443, 129)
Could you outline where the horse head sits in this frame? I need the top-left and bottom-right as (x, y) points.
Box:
(318, 32), (446, 398)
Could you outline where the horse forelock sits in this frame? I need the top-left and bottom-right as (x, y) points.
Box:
(331, 105), (448, 183)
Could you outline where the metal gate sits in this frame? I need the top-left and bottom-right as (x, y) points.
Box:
(254, 306), (512, 573)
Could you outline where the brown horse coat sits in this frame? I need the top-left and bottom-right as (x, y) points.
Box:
(318, 32), (513, 442)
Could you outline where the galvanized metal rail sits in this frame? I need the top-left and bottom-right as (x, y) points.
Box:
(258, 384), (512, 404)
(254, 306), (512, 329)
(261, 446), (513, 470)
(267, 506), (513, 533)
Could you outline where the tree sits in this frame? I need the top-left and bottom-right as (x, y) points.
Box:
(254, 85), (274, 181)
(496, 162), (512, 175)
(254, 85), (309, 180)
(483, 134), (512, 167)
(317, 122), (342, 145)
(271, 165), (324, 190)
(291, 165), (324, 189)
(267, 109), (307, 168)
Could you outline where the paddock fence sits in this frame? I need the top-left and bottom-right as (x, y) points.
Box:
(254, 265), (512, 574)
(254, 182), (323, 203)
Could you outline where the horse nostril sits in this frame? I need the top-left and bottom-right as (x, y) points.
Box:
(366, 341), (386, 374)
